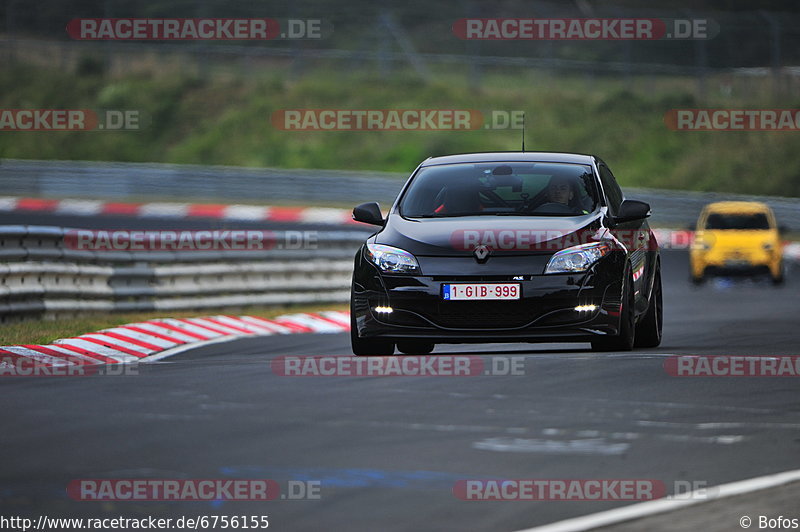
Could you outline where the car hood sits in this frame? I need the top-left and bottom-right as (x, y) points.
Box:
(376, 213), (603, 256)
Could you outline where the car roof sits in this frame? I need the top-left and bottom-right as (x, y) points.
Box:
(703, 201), (772, 213)
(419, 152), (596, 166)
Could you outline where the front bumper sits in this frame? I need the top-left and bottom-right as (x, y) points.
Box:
(352, 254), (626, 343)
(691, 249), (782, 277)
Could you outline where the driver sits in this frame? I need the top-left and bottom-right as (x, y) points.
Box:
(546, 175), (574, 206)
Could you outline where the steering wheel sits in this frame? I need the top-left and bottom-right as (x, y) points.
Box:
(515, 193), (534, 212)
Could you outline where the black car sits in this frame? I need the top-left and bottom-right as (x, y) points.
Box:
(350, 152), (662, 355)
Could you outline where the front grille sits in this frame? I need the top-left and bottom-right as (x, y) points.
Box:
(432, 301), (539, 329)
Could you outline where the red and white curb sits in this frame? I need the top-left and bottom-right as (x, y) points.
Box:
(0, 311), (350, 369)
(784, 242), (800, 261)
(0, 196), (360, 225)
(1, 196), (798, 258)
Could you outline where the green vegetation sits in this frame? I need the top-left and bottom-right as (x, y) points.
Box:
(1, 63), (799, 196)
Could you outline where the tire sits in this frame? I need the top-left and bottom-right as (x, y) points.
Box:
(690, 273), (705, 285)
(396, 340), (435, 355)
(634, 265), (663, 348)
(591, 270), (635, 352)
(772, 262), (785, 286)
(350, 300), (394, 356)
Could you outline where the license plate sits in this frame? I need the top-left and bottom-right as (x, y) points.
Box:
(442, 283), (520, 301)
(725, 259), (750, 267)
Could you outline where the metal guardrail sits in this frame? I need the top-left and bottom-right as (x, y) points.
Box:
(3, 159), (800, 229)
(0, 159), (406, 206)
(0, 38), (730, 77)
(0, 225), (366, 321)
(2, 222), (798, 322)
(618, 187), (800, 230)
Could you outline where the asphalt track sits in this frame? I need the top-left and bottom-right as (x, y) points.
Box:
(3, 228), (800, 530)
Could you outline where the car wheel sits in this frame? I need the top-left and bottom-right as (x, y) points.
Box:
(772, 262), (785, 286)
(350, 301), (394, 356)
(591, 271), (635, 352)
(690, 273), (705, 285)
(634, 265), (663, 348)
(396, 340), (435, 355)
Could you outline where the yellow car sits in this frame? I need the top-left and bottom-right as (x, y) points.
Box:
(690, 201), (784, 285)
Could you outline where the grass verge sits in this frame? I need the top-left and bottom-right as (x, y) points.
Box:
(2, 63), (800, 197)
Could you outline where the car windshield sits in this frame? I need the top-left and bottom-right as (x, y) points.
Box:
(399, 162), (598, 218)
(705, 212), (771, 230)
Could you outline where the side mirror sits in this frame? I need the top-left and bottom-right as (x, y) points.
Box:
(613, 199), (651, 223)
(353, 202), (384, 226)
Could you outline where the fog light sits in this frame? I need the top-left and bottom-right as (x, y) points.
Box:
(373, 306), (393, 314)
(574, 304), (598, 312)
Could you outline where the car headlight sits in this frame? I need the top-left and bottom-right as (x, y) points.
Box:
(544, 242), (612, 274)
(365, 243), (421, 274)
